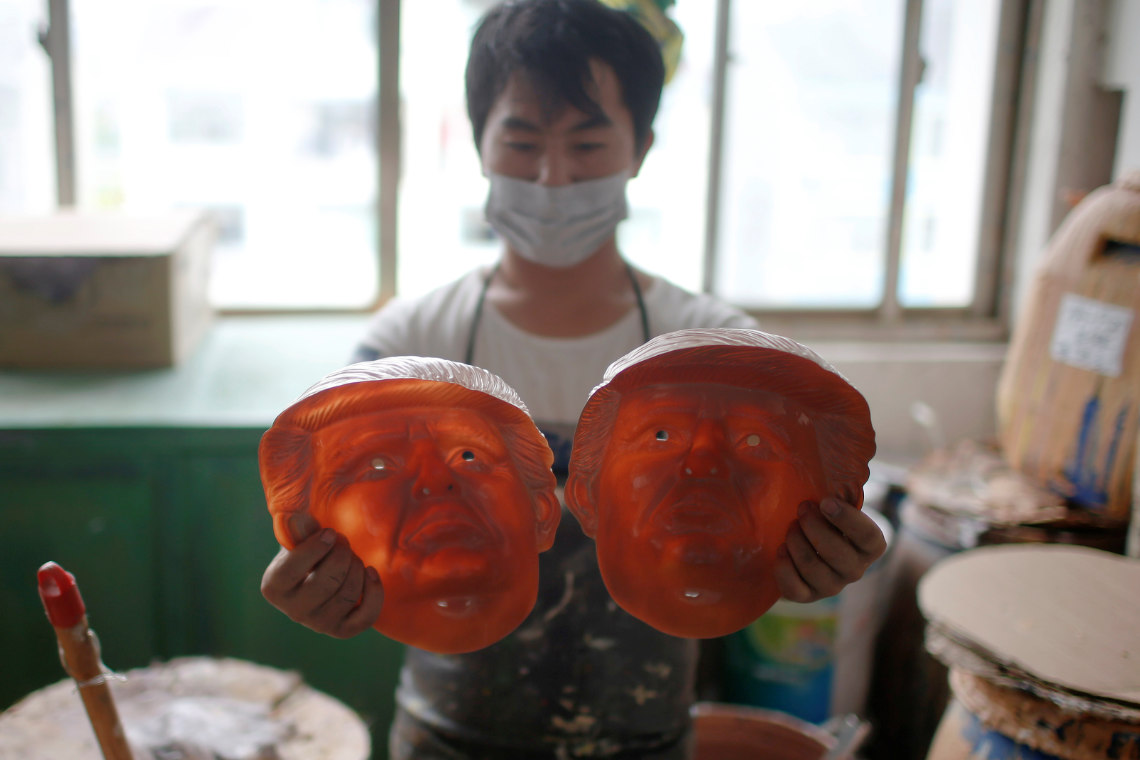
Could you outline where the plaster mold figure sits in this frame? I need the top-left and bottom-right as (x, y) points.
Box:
(566, 328), (876, 638)
(260, 357), (560, 654)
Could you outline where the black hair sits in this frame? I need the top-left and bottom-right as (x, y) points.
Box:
(465, 0), (665, 155)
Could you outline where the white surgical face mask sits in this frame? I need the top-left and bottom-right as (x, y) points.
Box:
(484, 170), (631, 268)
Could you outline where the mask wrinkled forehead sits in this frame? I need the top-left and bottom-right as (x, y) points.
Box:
(595, 327), (846, 394)
(582, 329), (855, 420)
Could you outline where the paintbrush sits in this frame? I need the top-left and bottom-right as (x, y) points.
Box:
(37, 561), (135, 760)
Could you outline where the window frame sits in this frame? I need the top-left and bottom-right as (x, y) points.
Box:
(39, 0), (1036, 339)
(703, 0), (1038, 342)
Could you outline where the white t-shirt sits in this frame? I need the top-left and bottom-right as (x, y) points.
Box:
(356, 267), (758, 433)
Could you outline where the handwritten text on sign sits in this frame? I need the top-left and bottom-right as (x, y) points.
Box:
(1050, 293), (1134, 377)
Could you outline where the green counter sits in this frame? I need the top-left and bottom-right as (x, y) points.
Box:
(0, 316), (401, 758)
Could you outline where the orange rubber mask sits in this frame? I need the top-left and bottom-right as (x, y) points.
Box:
(260, 358), (559, 654)
(566, 329), (875, 638)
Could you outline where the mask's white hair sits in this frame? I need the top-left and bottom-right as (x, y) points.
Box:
(594, 327), (848, 398)
(298, 356), (532, 418)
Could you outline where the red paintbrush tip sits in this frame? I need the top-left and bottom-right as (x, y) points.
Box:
(37, 561), (86, 628)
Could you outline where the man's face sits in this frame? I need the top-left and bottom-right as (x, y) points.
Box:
(309, 405), (542, 652)
(592, 383), (828, 638)
(479, 59), (647, 186)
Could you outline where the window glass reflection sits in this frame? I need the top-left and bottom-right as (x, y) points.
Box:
(716, 1), (902, 309)
(0, 0), (55, 214)
(900, 0), (1001, 308)
(71, 0), (379, 309)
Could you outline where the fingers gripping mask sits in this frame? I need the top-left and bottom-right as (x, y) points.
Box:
(566, 329), (876, 639)
(259, 357), (559, 654)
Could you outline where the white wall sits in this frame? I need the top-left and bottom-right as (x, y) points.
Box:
(822, 342), (1007, 467)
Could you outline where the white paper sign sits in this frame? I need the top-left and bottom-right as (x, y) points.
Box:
(1049, 293), (1134, 377)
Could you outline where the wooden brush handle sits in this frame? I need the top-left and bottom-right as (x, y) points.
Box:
(53, 619), (135, 760)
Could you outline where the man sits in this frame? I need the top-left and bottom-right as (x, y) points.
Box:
(566, 328), (878, 640)
(260, 357), (559, 654)
(261, 1), (887, 756)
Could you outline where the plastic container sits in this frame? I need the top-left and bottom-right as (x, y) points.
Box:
(691, 702), (861, 760)
(926, 669), (1140, 760)
(721, 508), (895, 723)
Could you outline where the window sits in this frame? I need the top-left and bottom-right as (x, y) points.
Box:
(6, 0), (1030, 335)
(0, 0), (55, 214)
(13, 0), (381, 310)
(710, 0), (1024, 341)
(713, 1), (904, 310)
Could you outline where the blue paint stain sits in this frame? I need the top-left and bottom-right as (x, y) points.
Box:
(955, 701), (1140, 760)
(1051, 718), (1075, 743)
(1065, 391), (1104, 506)
(1107, 730), (1140, 759)
(1098, 404), (1129, 502)
(957, 702), (1065, 760)
(1062, 390), (1129, 510)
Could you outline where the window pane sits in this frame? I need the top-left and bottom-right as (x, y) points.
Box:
(71, 0), (379, 309)
(899, 0), (1001, 307)
(714, 1), (903, 309)
(397, 0), (496, 300)
(0, 0), (55, 214)
(619, 0), (711, 293)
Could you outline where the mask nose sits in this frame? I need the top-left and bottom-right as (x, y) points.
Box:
(410, 439), (455, 498)
(536, 150), (572, 187)
(682, 419), (730, 479)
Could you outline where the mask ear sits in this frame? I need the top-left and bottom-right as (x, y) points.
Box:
(533, 490), (561, 551)
(564, 470), (599, 538)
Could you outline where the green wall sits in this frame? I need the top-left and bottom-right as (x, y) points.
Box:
(0, 427), (402, 759)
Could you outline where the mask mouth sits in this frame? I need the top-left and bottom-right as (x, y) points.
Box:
(677, 587), (725, 605)
(431, 595), (485, 619)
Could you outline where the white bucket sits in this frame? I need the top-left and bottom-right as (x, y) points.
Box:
(721, 508), (895, 723)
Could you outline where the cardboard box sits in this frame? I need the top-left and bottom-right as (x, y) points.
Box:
(0, 209), (216, 369)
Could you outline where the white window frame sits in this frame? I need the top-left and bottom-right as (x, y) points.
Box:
(39, 0), (1037, 340)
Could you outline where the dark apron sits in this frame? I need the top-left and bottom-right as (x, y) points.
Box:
(390, 264), (696, 758)
(389, 500), (698, 759)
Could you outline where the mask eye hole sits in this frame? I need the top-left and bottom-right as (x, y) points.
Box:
(371, 457), (387, 471)
(655, 430), (669, 441)
(745, 434), (761, 447)
(462, 450), (476, 461)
